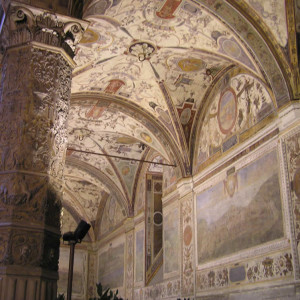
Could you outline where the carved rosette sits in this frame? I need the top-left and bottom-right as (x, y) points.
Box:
(181, 195), (195, 296)
(125, 231), (134, 300)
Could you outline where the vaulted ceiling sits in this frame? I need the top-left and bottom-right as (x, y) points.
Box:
(61, 0), (297, 241)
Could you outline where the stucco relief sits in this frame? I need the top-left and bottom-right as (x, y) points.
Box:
(0, 230), (11, 265)
(0, 174), (47, 222)
(0, 229), (58, 269)
(246, 252), (293, 282)
(196, 267), (229, 291)
(0, 46), (72, 179)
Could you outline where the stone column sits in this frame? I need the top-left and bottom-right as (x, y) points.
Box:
(0, 3), (86, 300)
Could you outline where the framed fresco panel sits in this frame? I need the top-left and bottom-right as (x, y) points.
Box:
(135, 228), (144, 283)
(58, 248), (88, 299)
(196, 149), (284, 265)
(164, 207), (180, 275)
(98, 241), (125, 289)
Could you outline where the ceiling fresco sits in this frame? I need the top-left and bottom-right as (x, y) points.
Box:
(243, 0), (288, 47)
(62, 0), (296, 236)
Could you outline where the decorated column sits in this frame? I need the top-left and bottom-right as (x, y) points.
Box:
(0, 3), (86, 299)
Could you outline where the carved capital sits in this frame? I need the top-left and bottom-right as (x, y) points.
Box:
(1, 3), (88, 58)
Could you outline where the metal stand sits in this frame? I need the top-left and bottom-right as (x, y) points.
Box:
(63, 220), (91, 300)
(67, 241), (76, 300)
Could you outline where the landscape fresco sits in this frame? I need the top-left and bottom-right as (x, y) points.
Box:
(135, 229), (144, 282)
(164, 207), (180, 274)
(196, 150), (284, 264)
(98, 243), (125, 289)
(58, 248), (87, 296)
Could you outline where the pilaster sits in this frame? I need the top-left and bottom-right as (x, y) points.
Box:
(178, 177), (195, 298)
(125, 218), (134, 300)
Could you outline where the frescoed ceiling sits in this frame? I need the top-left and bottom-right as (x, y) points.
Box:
(63, 0), (297, 236)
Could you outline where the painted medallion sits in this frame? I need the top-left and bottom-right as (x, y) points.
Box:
(217, 88), (237, 134)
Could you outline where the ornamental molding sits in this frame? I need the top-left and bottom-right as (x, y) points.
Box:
(0, 2), (88, 58)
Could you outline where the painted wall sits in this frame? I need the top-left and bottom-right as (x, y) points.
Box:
(135, 228), (145, 283)
(57, 247), (88, 300)
(196, 149), (283, 264)
(164, 206), (180, 275)
(97, 235), (125, 294)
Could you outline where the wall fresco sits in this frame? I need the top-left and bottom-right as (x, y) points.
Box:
(196, 150), (284, 264)
(98, 242), (125, 289)
(58, 247), (87, 299)
(164, 207), (179, 274)
(135, 228), (144, 282)
(196, 73), (275, 171)
(163, 165), (180, 195)
(134, 277), (180, 300)
(100, 196), (126, 236)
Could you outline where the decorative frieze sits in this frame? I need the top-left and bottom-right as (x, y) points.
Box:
(134, 277), (180, 300)
(196, 251), (293, 293)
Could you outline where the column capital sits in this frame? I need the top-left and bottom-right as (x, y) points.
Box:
(0, 1), (88, 59)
